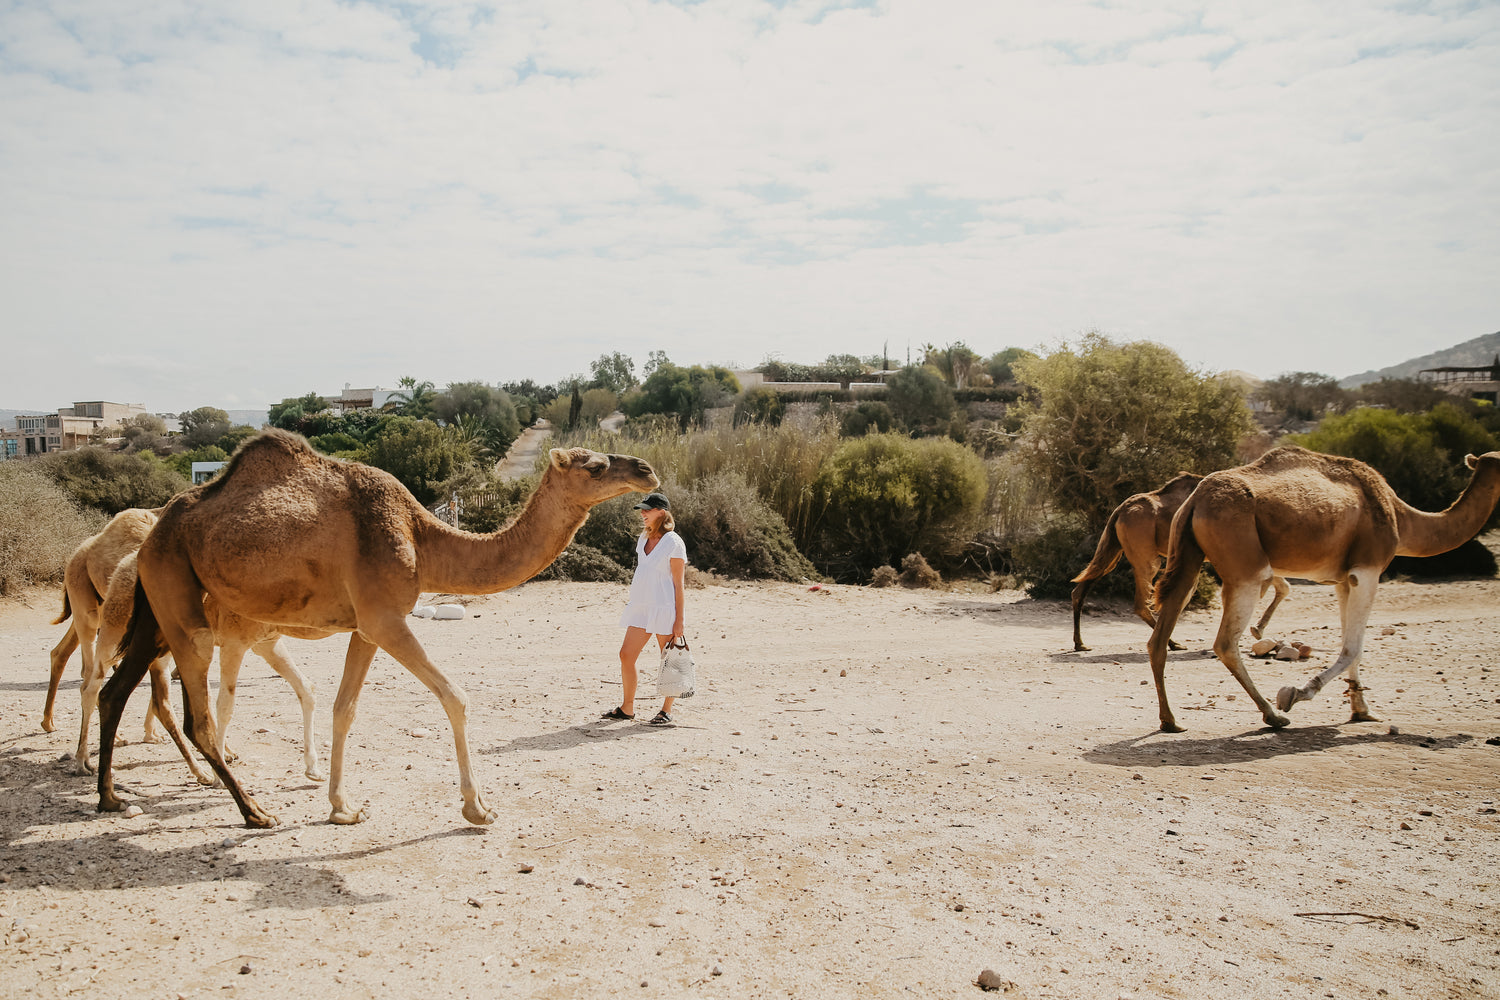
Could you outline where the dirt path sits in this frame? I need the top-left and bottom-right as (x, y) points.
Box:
(494, 420), (552, 481)
(1, 578), (1496, 998)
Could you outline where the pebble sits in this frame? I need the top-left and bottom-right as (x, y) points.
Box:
(1250, 639), (1278, 657)
(122, 805), (143, 819)
(574, 877), (587, 885)
(222, 838), (239, 849)
(711, 965), (723, 977)
(1389, 725), (1401, 736)
(976, 969), (1014, 991)
(411, 728), (431, 739)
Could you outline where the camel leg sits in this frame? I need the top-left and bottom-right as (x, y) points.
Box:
(146, 656), (215, 786)
(253, 637), (324, 781)
(215, 641), (248, 769)
(327, 633), (380, 824)
(1277, 573), (1378, 718)
(1131, 556), (1184, 652)
(364, 621), (496, 826)
(1070, 577), (1094, 652)
(95, 641), (153, 814)
(44, 628), (78, 733)
(1147, 562), (1200, 733)
(1249, 576), (1290, 641)
(1213, 578), (1289, 729)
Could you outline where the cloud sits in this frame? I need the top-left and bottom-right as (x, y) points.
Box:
(0, 0), (1496, 410)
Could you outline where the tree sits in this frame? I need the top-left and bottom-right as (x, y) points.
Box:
(1012, 333), (1254, 531)
(839, 401), (893, 437)
(625, 363), (740, 430)
(120, 413), (170, 454)
(643, 350), (672, 379)
(35, 447), (190, 515)
(387, 376), (437, 420)
(268, 392), (329, 431)
(1256, 371), (1349, 423)
(431, 382), (520, 455)
(178, 406), (231, 449)
(985, 347), (1037, 385)
(589, 351), (638, 394)
(885, 365), (955, 433)
(923, 342), (982, 389)
(733, 387), (785, 427)
(360, 417), (475, 506)
(1353, 377), (1452, 413)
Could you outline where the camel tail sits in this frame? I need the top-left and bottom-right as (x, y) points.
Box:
(1153, 494), (1205, 615)
(51, 587), (72, 626)
(117, 579), (168, 666)
(1071, 507), (1126, 583)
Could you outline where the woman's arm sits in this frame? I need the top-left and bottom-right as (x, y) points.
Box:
(669, 556), (686, 637)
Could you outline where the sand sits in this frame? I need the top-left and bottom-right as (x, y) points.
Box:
(1, 577), (1496, 999)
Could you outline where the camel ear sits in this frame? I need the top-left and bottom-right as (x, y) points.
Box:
(548, 449), (569, 471)
(1466, 454), (1480, 470)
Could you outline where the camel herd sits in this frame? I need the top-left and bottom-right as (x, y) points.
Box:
(36, 429), (1500, 829)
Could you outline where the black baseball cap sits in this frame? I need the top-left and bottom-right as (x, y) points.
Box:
(633, 492), (671, 510)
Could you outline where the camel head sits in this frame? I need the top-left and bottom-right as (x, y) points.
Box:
(547, 447), (660, 506)
(1465, 451), (1500, 472)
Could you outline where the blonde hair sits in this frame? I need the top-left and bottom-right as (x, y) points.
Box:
(646, 508), (675, 535)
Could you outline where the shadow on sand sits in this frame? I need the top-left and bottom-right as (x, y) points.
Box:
(1084, 725), (1473, 769)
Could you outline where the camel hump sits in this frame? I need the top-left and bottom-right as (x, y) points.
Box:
(193, 429), (323, 498)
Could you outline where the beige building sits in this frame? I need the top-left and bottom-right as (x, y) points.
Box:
(12, 400), (149, 456)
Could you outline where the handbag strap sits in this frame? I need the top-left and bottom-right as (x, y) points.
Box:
(666, 637), (690, 651)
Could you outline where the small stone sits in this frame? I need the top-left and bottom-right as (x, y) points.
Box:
(1389, 725), (1401, 736)
(1132, 773), (1143, 780)
(976, 968), (1013, 991)
(839, 669), (847, 677)
(574, 877), (586, 885)
(518, 865), (534, 874)
(1275, 644), (1300, 661)
(411, 728), (431, 739)
(239, 964), (251, 975)
(711, 965), (723, 976)
(1250, 639), (1278, 657)
(122, 805), (143, 819)
(468, 897), (482, 908)
(648, 920), (666, 927)
(1399, 822), (1413, 831)
(222, 838), (239, 849)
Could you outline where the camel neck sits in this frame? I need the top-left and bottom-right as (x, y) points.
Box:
(1393, 463), (1500, 558)
(415, 469), (592, 594)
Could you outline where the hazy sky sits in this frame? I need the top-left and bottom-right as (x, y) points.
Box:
(3, 0), (1497, 413)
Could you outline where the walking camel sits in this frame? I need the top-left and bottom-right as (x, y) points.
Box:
(1070, 473), (1289, 652)
(83, 551), (325, 784)
(1147, 446), (1500, 732)
(44, 508), (165, 737)
(96, 429), (658, 828)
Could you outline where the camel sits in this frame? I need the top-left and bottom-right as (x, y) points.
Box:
(44, 508), (164, 735)
(96, 429), (658, 828)
(1070, 473), (1289, 652)
(79, 551), (326, 785)
(1147, 445), (1500, 732)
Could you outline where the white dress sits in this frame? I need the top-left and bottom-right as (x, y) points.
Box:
(618, 531), (688, 634)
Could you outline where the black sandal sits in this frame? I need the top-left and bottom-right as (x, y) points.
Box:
(648, 710), (673, 726)
(600, 707), (634, 721)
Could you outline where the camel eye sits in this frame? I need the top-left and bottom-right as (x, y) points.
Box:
(584, 457), (609, 479)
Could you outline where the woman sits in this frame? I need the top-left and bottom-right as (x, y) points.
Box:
(601, 491), (687, 725)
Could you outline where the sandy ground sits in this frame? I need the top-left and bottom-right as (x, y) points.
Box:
(1, 576), (1497, 999)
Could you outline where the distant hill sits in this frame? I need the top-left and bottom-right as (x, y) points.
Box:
(1341, 330), (1500, 388)
(0, 408), (50, 426)
(226, 410), (269, 429)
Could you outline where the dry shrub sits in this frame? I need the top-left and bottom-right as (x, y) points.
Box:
(899, 552), (943, 589)
(534, 544), (630, 584)
(0, 464), (107, 596)
(869, 565), (898, 588)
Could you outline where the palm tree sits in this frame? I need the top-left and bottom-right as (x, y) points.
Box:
(388, 376), (437, 420)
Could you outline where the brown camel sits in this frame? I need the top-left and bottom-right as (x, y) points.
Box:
(44, 508), (163, 735)
(1070, 473), (1289, 652)
(97, 429), (658, 828)
(81, 551), (326, 785)
(1147, 445), (1500, 732)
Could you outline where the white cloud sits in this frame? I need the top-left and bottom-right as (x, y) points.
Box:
(0, 0), (1496, 409)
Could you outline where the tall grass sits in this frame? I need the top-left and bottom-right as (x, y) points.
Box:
(0, 464), (107, 596)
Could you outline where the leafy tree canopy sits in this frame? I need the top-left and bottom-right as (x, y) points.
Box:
(1256, 371), (1349, 423)
(1012, 332), (1254, 531)
(986, 347), (1038, 385)
(885, 365), (955, 433)
(432, 382), (521, 455)
(35, 447), (189, 515)
(178, 406), (231, 448)
(589, 351), (638, 394)
(625, 362), (740, 430)
(361, 416), (475, 507)
(269, 392), (329, 431)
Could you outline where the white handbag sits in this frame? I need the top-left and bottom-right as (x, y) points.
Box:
(657, 637), (696, 699)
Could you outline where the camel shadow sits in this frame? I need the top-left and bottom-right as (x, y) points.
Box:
(482, 721), (691, 756)
(0, 679), (57, 693)
(1083, 726), (1474, 769)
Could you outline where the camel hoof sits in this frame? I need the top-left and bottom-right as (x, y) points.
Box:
(1350, 711), (1380, 723)
(306, 767), (328, 783)
(41, 718), (57, 734)
(1265, 713), (1291, 729)
(73, 758), (96, 776)
(1249, 625), (1263, 640)
(243, 812), (279, 830)
(329, 807), (367, 825)
(1167, 639), (1185, 652)
(1275, 685), (1300, 712)
(142, 733), (165, 745)
(1159, 721), (1186, 734)
(98, 795), (124, 814)
(1073, 643), (1090, 652)
(204, 775), (223, 788)
(463, 801), (498, 826)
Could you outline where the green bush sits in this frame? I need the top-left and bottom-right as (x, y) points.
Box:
(839, 401), (893, 437)
(362, 417), (476, 506)
(670, 472), (820, 581)
(166, 445), (230, 480)
(733, 387), (785, 427)
(807, 434), (987, 581)
(35, 447), (189, 515)
(0, 464), (106, 595)
(533, 544), (631, 584)
(885, 365), (955, 433)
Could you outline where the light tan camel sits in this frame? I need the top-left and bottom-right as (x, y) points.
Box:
(1148, 445), (1500, 732)
(80, 551), (326, 785)
(97, 429), (658, 828)
(1070, 473), (1289, 652)
(44, 508), (163, 734)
